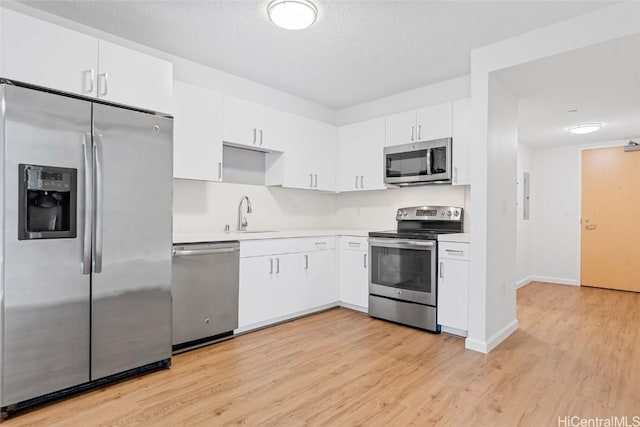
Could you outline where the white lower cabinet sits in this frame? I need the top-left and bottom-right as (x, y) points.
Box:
(338, 237), (369, 311)
(437, 241), (470, 336)
(238, 238), (338, 330)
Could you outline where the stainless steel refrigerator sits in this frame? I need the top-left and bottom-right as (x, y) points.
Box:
(0, 81), (173, 414)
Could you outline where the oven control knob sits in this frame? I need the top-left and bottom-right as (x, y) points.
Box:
(447, 211), (452, 217)
(454, 210), (460, 217)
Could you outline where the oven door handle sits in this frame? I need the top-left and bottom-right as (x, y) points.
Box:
(368, 238), (435, 250)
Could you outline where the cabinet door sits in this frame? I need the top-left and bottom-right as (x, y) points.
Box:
(282, 115), (315, 190)
(359, 117), (386, 191)
(452, 98), (471, 186)
(337, 123), (361, 192)
(258, 105), (286, 152)
(339, 249), (369, 309)
(172, 81), (223, 181)
(385, 110), (416, 146)
(222, 95), (261, 148)
(310, 120), (337, 192)
(437, 258), (469, 332)
(302, 250), (338, 309)
(97, 40), (172, 113)
(416, 102), (452, 141)
(238, 256), (278, 328)
(1, 9), (98, 97)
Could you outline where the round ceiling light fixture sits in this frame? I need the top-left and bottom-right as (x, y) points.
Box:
(567, 122), (604, 135)
(267, 0), (318, 30)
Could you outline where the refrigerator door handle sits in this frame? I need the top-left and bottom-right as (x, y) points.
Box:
(93, 133), (105, 273)
(82, 133), (93, 275)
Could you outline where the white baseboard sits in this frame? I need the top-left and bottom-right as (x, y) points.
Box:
(516, 276), (534, 289)
(441, 325), (467, 338)
(531, 275), (579, 286)
(465, 318), (519, 354)
(338, 302), (368, 313)
(235, 302), (339, 334)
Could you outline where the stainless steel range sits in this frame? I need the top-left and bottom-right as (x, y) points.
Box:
(368, 206), (464, 332)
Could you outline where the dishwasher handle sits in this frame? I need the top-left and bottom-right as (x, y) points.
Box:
(173, 246), (240, 257)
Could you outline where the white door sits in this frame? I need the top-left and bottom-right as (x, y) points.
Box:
(173, 81), (223, 181)
(283, 115), (315, 190)
(257, 105), (286, 152)
(305, 250), (338, 308)
(385, 110), (416, 146)
(310, 120), (337, 191)
(238, 256), (276, 328)
(222, 95), (261, 148)
(97, 41), (172, 113)
(339, 249), (369, 309)
(416, 102), (452, 142)
(452, 98), (471, 186)
(337, 123), (361, 192)
(1, 9), (98, 97)
(359, 117), (386, 190)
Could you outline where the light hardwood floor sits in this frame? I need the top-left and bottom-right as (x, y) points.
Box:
(4, 282), (639, 426)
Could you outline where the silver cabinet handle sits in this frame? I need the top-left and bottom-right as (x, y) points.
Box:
(439, 262), (444, 278)
(364, 254), (367, 268)
(360, 175), (364, 188)
(314, 174), (318, 188)
(348, 242), (361, 248)
(453, 166), (458, 183)
(445, 249), (465, 255)
(252, 128), (257, 144)
(355, 175), (359, 189)
(84, 69), (95, 94)
(315, 241), (327, 247)
(269, 258), (274, 274)
(418, 124), (422, 141)
(304, 254), (309, 270)
(259, 129), (263, 146)
(81, 133), (93, 275)
(426, 148), (432, 175)
(411, 125), (415, 141)
(93, 133), (105, 273)
(98, 72), (109, 97)
(276, 257), (280, 274)
(218, 162), (222, 181)
(309, 174), (313, 188)
(173, 247), (239, 256)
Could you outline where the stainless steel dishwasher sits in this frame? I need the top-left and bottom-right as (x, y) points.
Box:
(171, 241), (240, 352)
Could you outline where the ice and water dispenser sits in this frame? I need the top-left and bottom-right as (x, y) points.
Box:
(18, 164), (77, 240)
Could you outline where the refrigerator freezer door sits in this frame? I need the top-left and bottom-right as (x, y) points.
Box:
(90, 104), (172, 380)
(1, 85), (92, 405)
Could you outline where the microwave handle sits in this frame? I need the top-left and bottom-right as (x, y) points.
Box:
(426, 148), (432, 175)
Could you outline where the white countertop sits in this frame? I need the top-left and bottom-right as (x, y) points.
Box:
(173, 229), (371, 244)
(437, 233), (470, 243)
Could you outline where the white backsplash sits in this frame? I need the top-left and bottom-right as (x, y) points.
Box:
(173, 179), (470, 234)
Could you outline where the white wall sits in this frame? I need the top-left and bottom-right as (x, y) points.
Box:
(529, 138), (637, 286)
(516, 142), (533, 287)
(336, 75), (470, 126)
(173, 180), (337, 233)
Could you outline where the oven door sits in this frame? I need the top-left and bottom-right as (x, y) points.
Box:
(369, 238), (437, 306)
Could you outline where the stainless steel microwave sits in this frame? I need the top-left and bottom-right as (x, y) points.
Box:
(383, 138), (452, 185)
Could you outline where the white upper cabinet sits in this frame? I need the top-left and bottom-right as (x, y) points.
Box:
(282, 116), (336, 192)
(172, 81), (223, 182)
(337, 117), (386, 192)
(1, 9), (98, 97)
(416, 102), (452, 142)
(0, 9), (173, 113)
(97, 41), (173, 113)
(222, 95), (285, 152)
(385, 110), (416, 146)
(452, 98), (471, 186)
(385, 102), (453, 146)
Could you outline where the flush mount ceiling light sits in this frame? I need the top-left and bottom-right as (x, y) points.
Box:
(267, 0), (318, 30)
(567, 122), (604, 135)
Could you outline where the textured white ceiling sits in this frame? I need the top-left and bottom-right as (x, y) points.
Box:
(496, 34), (640, 148)
(19, 0), (616, 109)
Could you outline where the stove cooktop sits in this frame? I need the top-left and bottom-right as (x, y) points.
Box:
(368, 229), (460, 240)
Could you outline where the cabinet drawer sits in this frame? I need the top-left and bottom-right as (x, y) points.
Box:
(438, 242), (469, 260)
(340, 236), (368, 251)
(240, 236), (336, 258)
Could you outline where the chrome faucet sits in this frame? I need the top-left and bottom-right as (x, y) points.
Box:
(237, 195), (252, 232)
